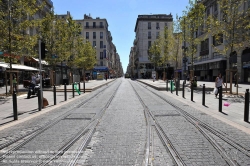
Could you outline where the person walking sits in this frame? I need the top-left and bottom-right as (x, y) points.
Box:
(215, 73), (225, 98)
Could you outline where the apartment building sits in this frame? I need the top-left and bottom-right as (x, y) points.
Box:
(75, 14), (119, 78)
(133, 14), (173, 79)
(192, 0), (250, 83)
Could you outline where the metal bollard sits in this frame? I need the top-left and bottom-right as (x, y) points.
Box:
(191, 82), (193, 101)
(176, 80), (178, 96)
(78, 82), (81, 93)
(72, 83), (75, 98)
(84, 80), (85, 93)
(170, 80), (173, 94)
(64, 83), (67, 101)
(202, 84), (205, 106)
(244, 89), (249, 122)
(38, 89), (41, 111)
(219, 86), (222, 112)
(53, 84), (56, 105)
(13, 90), (18, 120)
(182, 82), (185, 98)
(166, 79), (168, 92)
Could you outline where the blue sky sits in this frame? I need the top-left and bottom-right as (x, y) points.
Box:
(52, 0), (190, 73)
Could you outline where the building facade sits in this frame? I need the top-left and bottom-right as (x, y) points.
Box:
(75, 14), (122, 78)
(133, 14), (173, 79)
(191, 0), (250, 83)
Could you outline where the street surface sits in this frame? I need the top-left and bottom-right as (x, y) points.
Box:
(0, 78), (250, 165)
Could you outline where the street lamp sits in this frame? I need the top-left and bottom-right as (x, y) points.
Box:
(179, 16), (187, 83)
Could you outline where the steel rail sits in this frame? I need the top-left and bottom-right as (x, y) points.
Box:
(136, 81), (246, 165)
(37, 80), (122, 166)
(0, 80), (117, 161)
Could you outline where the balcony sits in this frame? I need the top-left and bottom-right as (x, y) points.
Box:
(84, 26), (104, 29)
(200, 49), (209, 56)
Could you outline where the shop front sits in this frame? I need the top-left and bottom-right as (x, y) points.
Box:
(242, 48), (250, 83)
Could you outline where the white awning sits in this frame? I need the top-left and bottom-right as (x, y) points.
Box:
(33, 58), (48, 65)
(0, 62), (39, 71)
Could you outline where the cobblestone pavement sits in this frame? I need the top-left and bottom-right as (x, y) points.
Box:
(76, 79), (147, 166)
(1, 78), (250, 165)
(0, 80), (120, 165)
(136, 80), (250, 165)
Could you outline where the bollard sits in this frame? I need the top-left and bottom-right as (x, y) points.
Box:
(191, 82), (193, 101)
(38, 89), (41, 111)
(78, 82), (81, 93)
(244, 89), (249, 122)
(219, 86), (222, 112)
(84, 80), (85, 93)
(64, 83), (67, 101)
(182, 82), (185, 98)
(176, 80), (178, 96)
(170, 80), (173, 94)
(72, 83), (75, 98)
(202, 84), (205, 106)
(166, 79), (168, 92)
(53, 84), (56, 105)
(13, 90), (18, 120)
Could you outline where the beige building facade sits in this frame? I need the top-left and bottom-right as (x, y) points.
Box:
(132, 14), (173, 79)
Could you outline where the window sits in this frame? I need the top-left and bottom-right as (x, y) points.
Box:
(93, 22), (96, 28)
(200, 38), (209, 52)
(213, 34), (223, 46)
(86, 22), (89, 28)
(100, 32), (103, 39)
(100, 61), (103, 66)
(156, 32), (160, 38)
(156, 22), (160, 29)
(148, 22), (151, 29)
(100, 22), (103, 28)
(148, 31), (151, 39)
(248, 0), (250, 8)
(93, 32), (96, 39)
(86, 32), (89, 39)
(148, 41), (151, 49)
(165, 23), (168, 27)
(103, 50), (106, 58)
(93, 41), (96, 47)
(100, 41), (103, 48)
(100, 52), (103, 59)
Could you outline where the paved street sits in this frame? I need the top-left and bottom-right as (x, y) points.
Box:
(0, 78), (250, 165)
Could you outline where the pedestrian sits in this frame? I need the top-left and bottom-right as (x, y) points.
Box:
(234, 72), (240, 87)
(215, 73), (226, 98)
(153, 75), (155, 82)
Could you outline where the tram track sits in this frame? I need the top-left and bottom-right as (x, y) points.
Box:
(129, 80), (184, 166)
(130, 80), (250, 165)
(137, 81), (250, 159)
(37, 80), (122, 166)
(0, 80), (119, 164)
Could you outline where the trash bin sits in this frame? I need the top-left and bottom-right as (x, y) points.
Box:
(63, 78), (69, 85)
(170, 80), (175, 91)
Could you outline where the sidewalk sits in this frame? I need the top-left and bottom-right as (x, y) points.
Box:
(138, 79), (250, 133)
(0, 79), (115, 126)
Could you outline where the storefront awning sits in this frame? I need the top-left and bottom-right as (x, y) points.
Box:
(93, 66), (109, 72)
(0, 62), (40, 71)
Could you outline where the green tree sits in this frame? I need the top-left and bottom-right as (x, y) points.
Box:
(207, 0), (250, 69)
(148, 39), (161, 78)
(75, 39), (96, 81)
(159, 26), (175, 80)
(0, 0), (43, 92)
(181, 0), (205, 79)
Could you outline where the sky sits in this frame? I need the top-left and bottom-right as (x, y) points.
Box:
(52, 0), (190, 73)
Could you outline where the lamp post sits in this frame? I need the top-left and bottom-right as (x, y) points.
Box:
(180, 16), (187, 83)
